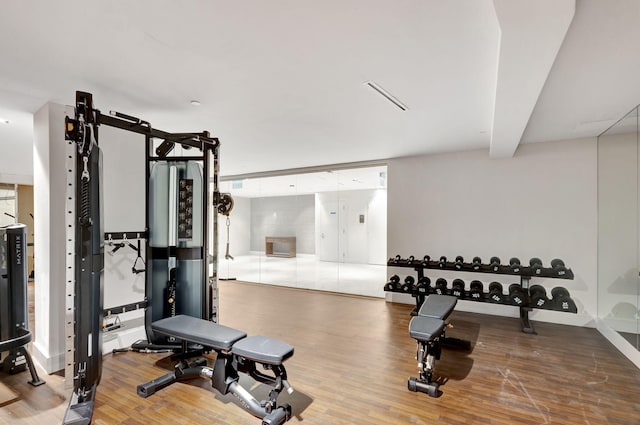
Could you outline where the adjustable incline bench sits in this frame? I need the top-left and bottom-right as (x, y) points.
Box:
(408, 294), (468, 397)
(137, 315), (294, 425)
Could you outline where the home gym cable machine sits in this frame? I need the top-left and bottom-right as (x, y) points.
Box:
(0, 224), (45, 387)
(63, 91), (233, 424)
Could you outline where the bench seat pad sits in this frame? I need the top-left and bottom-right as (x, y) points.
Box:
(231, 335), (294, 365)
(151, 315), (246, 351)
(418, 295), (457, 320)
(409, 316), (445, 342)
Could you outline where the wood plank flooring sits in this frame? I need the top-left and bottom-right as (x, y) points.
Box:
(2, 280), (640, 424)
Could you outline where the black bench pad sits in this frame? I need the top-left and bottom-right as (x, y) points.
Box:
(418, 295), (457, 320)
(151, 315), (246, 351)
(232, 335), (294, 365)
(409, 316), (445, 342)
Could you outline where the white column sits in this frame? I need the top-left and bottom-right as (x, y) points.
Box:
(32, 102), (73, 373)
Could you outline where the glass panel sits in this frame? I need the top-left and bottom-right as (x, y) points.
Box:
(597, 105), (640, 351)
(0, 184), (17, 227)
(335, 167), (388, 297)
(219, 165), (387, 297)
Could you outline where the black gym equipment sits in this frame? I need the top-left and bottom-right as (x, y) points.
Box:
(434, 278), (448, 295)
(471, 256), (482, 271)
(385, 275), (400, 291)
(451, 279), (465, 298)
(488, 282), (504, 303)
(0, 224), (45, 387)
(63, 91), (231, 424)
(401, 276), (415, 293)
(529, 285), (549, 308)
(63, 94), (105, 424)
(550, 258), (568, 277)
(509, 257), (521, 273)
(415, 276), (431, 295)
(386, 253), (576, 333)
(551, 287), (577, 313)
(408, 295), (470, 397)
(138, 315), (294, 425)
(529, 257), (543, 276)
(508, 283), (525, 306)
(489, 256), (501, 272)
(469, 280), (483, 300)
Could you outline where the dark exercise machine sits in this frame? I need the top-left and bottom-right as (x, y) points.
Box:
(387, 254), (576, 334)
(138, 315), (294, 425)
(408, 294), (469, 397)
(63, 91), (232, 424)
(63, 92), (105, 424)
(0, 224), (45, 386)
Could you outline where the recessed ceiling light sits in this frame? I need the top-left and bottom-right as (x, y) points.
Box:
(365, 81), (408, 111)
(190, 100), (201, 107)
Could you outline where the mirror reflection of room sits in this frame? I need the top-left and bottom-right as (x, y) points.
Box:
(218, 166), (387, 297)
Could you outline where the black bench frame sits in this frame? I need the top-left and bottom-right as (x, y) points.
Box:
(137, 315), (294, 425)
(408, 295), (469, 397)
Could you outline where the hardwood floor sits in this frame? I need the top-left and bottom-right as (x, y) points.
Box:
(2, 280), (640, 424)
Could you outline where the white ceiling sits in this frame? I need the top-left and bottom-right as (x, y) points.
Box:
(1, 0), (639, 177)
(220, 165), (388, 198)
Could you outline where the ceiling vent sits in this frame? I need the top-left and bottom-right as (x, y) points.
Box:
(365, 81), (408, 111)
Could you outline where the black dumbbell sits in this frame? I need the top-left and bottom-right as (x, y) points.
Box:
(401, 275), (415, 293)
(435, 278), (448, 295)
(508, 284), (526, 306)
(385, 275), (400, 291)
(489, 256), (501, 272)
(469, 280), (483, 300)
(438, 256), (447, 268)
(551, 287), (577, 312)
(407, 255), (415, 264)
(551, 258), (567, 277)
(529, 285), (550, 308)
(529, 257), (543, 276)
(471, 256), (482, 271)
(393, 255), (401, 264)
(488, 282), (504, 303)
(454, 256), (464, 270)
(415, 276), (431, 294)
(451, 279), (465, 298)
(509, 257), (521, 273)
(421, 255), (431, 267)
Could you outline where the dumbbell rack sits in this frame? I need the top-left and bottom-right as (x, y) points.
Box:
(386, 256), (575, 334)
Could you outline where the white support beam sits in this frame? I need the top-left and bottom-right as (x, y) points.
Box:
(490, 0), (575, 158)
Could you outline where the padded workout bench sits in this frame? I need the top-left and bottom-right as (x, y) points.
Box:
(137, 315), (294, 425)
(408, 294), (466, 397)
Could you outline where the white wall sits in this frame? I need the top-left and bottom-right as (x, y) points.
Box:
(387, 138), (598, 327)
(32, 103), (70, 373)
(0, 114), (34, 185)
(250, 195), (315, 254)
(315, 189), (387, 264)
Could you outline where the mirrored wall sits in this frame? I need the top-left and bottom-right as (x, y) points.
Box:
(598, 106), (639, 352)
(218, 165), (387, 297)
(0, 183), (17, 227)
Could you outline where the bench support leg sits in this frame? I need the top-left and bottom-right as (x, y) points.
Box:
(408, 340), (440, 398)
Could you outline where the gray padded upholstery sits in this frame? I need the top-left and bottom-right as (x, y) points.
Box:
(231, 335), (294, 365)
(409, 316), (445, 342)
(417, 295), (457, 320)
(151, 315), (246, 351)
